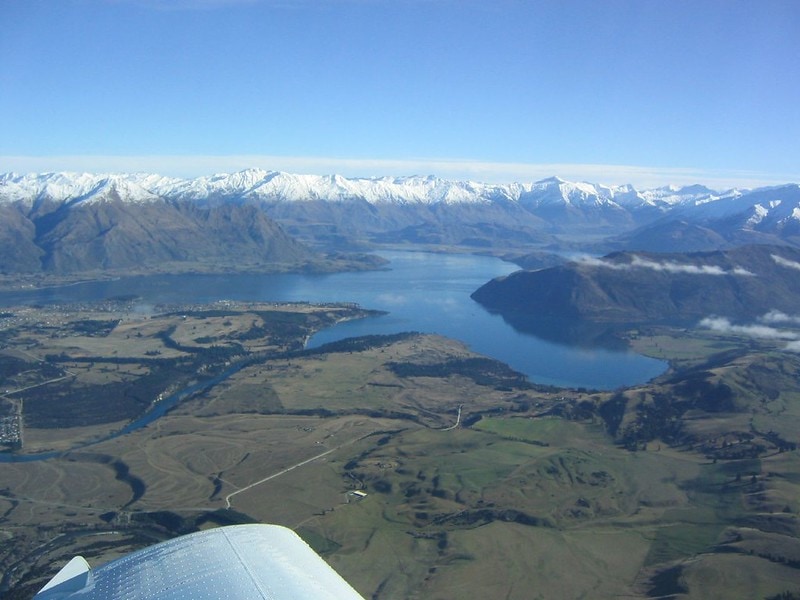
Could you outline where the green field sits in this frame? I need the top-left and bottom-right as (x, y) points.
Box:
(3, 304), (800, 599)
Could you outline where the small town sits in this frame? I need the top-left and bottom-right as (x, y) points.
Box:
(0, 414), (21, 448)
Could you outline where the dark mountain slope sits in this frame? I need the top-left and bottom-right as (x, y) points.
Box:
(262, 198), (553, 249)
(0, 204), (43, 273)
(472, 245), (800, 324)
(614, 219), (732, 253)
(1, 196), (317, 275)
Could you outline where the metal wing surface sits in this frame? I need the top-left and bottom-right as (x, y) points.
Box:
(34, 524), (364, 599)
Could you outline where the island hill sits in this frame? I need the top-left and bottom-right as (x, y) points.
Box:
(472, 244), (800, 325)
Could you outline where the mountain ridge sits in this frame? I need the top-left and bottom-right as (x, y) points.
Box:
(0, 169), (753, 209)
(2, 170), (800, 276)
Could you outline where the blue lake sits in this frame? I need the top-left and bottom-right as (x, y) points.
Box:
(0, 251), (665, 389)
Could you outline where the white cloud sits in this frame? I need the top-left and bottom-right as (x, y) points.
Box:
(758, 310), (800, 325)
(578, 255), (752, 276)
(785, 340), (800, 353)
(0, 155), (796, 189)
(772, 254), (800, 271)
(699, 316), (799, 340)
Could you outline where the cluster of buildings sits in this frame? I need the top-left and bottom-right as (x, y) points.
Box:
(0, 414), (22, 448)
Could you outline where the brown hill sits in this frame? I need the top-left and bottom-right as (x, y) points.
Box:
(1, 198), (316, 275)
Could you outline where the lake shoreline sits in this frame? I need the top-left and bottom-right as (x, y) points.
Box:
(0, 251), (666, 389)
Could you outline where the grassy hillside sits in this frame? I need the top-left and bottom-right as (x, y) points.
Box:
(3, 303), (800, 599)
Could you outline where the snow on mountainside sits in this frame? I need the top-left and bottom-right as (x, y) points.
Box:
(639, 184), (733, 207)
(685, 184), (800, 222)
(517, 176), (646, 210)
(0, 169), (742, 208)
(154, 169), (526, 206)
(2, 170), (800, 240)
(0, 172), (105, 205)
(81, 176), (163, 204)
(0, 172), (162, 206)
(2, 170), (800, 265)
(0, 170), (321, 276)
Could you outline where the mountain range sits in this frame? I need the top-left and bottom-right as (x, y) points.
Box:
(1, 169), (800, 275)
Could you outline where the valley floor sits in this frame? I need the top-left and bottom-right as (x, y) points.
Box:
(1, 302), (799, 599)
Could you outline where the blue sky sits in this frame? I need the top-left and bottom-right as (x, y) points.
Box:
(1, 0), (799, 187)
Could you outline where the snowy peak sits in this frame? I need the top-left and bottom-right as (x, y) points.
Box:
(159, 171), (522, 206)
(639, 184), (732, 208)
(721, 185), (800, 230)
(1, 170), (798, 230)
(2, 169), (800, 257)
(519, 177), (627, 210)
(0, 172), (107, 205)
(0, 169), (740, 210)
(75, 175), (163, 205)
(682, 184), (800, 222)
(151, 168), (279, 200)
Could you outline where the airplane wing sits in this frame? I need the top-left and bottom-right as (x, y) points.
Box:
(34, 524), (365, 599)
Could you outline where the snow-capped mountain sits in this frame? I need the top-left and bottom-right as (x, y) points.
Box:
(0, 171), (323, 276)
(1, 169), (799, 276)
(0, 169), (754, 212)
(145, 169), (527, 206)
(682, 184), (800, 222)
(638, 184), (735, 208)
(0, 172), (162, 207)
(518, 177), (625, 209)
(7, 168), (786, 216)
